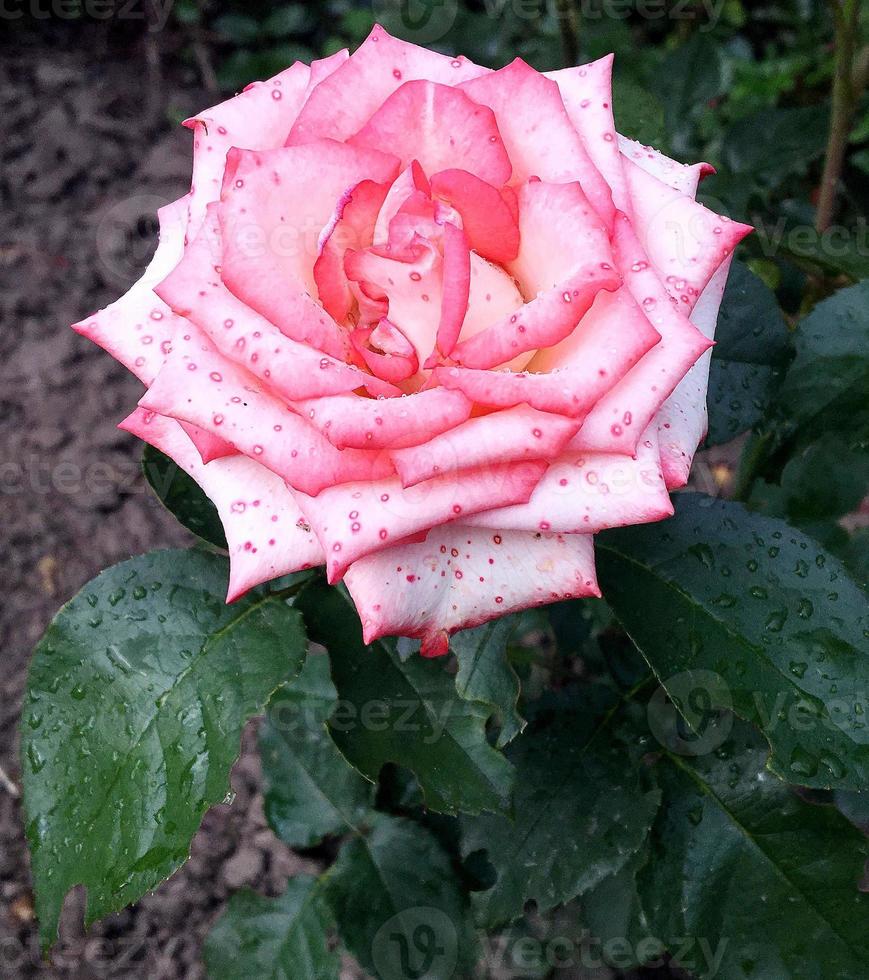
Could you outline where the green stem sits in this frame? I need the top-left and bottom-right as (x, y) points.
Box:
(732, 429), (776, 503)
(816, 0), (863, 233)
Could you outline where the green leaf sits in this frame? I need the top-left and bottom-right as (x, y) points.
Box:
(775, 280), (869, 441)
(654, 34), (726, 152)
(705, 261), (791, 445)
(203, 877), (339, 980)
(295, 582), (515, 816)
(721, 106), (829, 187)
(460, 687), (660, 929)
(22, 549), (306, 949)
(577, 848), (665, 971)
(324, 814), (476, 980)
(142, 445), (226, 549)
(597, 494), (869, 790)
(259, 653), (375, 848)
(451, 617), (526, 748)
(612, 78), (666, 147)
(778, 434), (869, 524)
(640, 720), (869, 979)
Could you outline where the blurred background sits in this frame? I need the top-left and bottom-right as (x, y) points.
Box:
(2, 1), (867, 977)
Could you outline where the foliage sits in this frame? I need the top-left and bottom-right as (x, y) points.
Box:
(19, 2), (869, 979)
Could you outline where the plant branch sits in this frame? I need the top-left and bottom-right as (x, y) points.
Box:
(816, 0), (864, 232)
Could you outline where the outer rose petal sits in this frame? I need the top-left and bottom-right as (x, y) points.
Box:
(619, 135), (714, 198)
(657, 256), (733, 488)
(390, 405), (581, 487)
(296, 461), (547, 581)
(344, 526), (599, 655)
(158, 205), (397, 399)
(120, 408), (323, 601)
(546, 55), (629, 215)
(291, 388), (473, 451)
(72, 196), (188, 385)
(624, 157), (751, 313)
(465, 426), (673, 534)
(287, 24), (488, 144)
(569, 212), (713, 454)
(183, 61), (312, 238)
(350, 80), (512, 185)
(139, 329), (393, 496)
(218, 140), (400, 349)
(460, 59), (615, 227)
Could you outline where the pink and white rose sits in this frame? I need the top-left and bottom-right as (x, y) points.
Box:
(74, 26), (751, 655)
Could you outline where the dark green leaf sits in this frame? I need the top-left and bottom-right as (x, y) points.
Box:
(451, 617), (526, 748)
(260, 654), (375, 848)
(324, 814), (476, 980)
(612, 78), (666, 147)
(142, 445), (226, 549)
(203, 876), (338, 980)
(779, 434), (869, 523)
(706, 261), (791, 445)
(640, 721), (869, 979)
(577, 848), (665, 971)
(597, 494), (869, 790)
(654, 34), (726, 152)
(22, 549), (306, 949)
(295, 583), (515, 816)
(261, 4), (310, 38)
(720, 106), (829, 186)
(776, 280), (869, 441)
(460, 687), (660, 929)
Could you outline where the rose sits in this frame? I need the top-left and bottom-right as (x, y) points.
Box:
(73, 26), (750, 656)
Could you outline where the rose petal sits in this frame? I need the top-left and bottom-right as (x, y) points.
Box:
(183, 61), (313, 238)
(465, 425), (672, 534)
(291, 388), (473, 451)
(72, 196), (188, 385)
(315, 179), (391, 323)
(287, 24), (488, 144)
(619, 134), (714, 198)
(344, 526), (599, 654)
(432, 222), (471, 360)
(657, 256), (733, 488)
(546, 55), (630, 215)
(460, 59), (615, 226)
(157, 205), (399, 399)
(139, 329), (393, 496)
(121, 408), (323, 601)
(506, 179), (612, 297)
(296, 461), (547, 581)
(349, 79), (512, 185)
(391, 405), (581, 488)
(624, 157), (752, 313)
(218, 140), (400, 349)
(428, 169), (519, 264)
(569, 212), (714, 454)
(449, 264), (622, 370)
